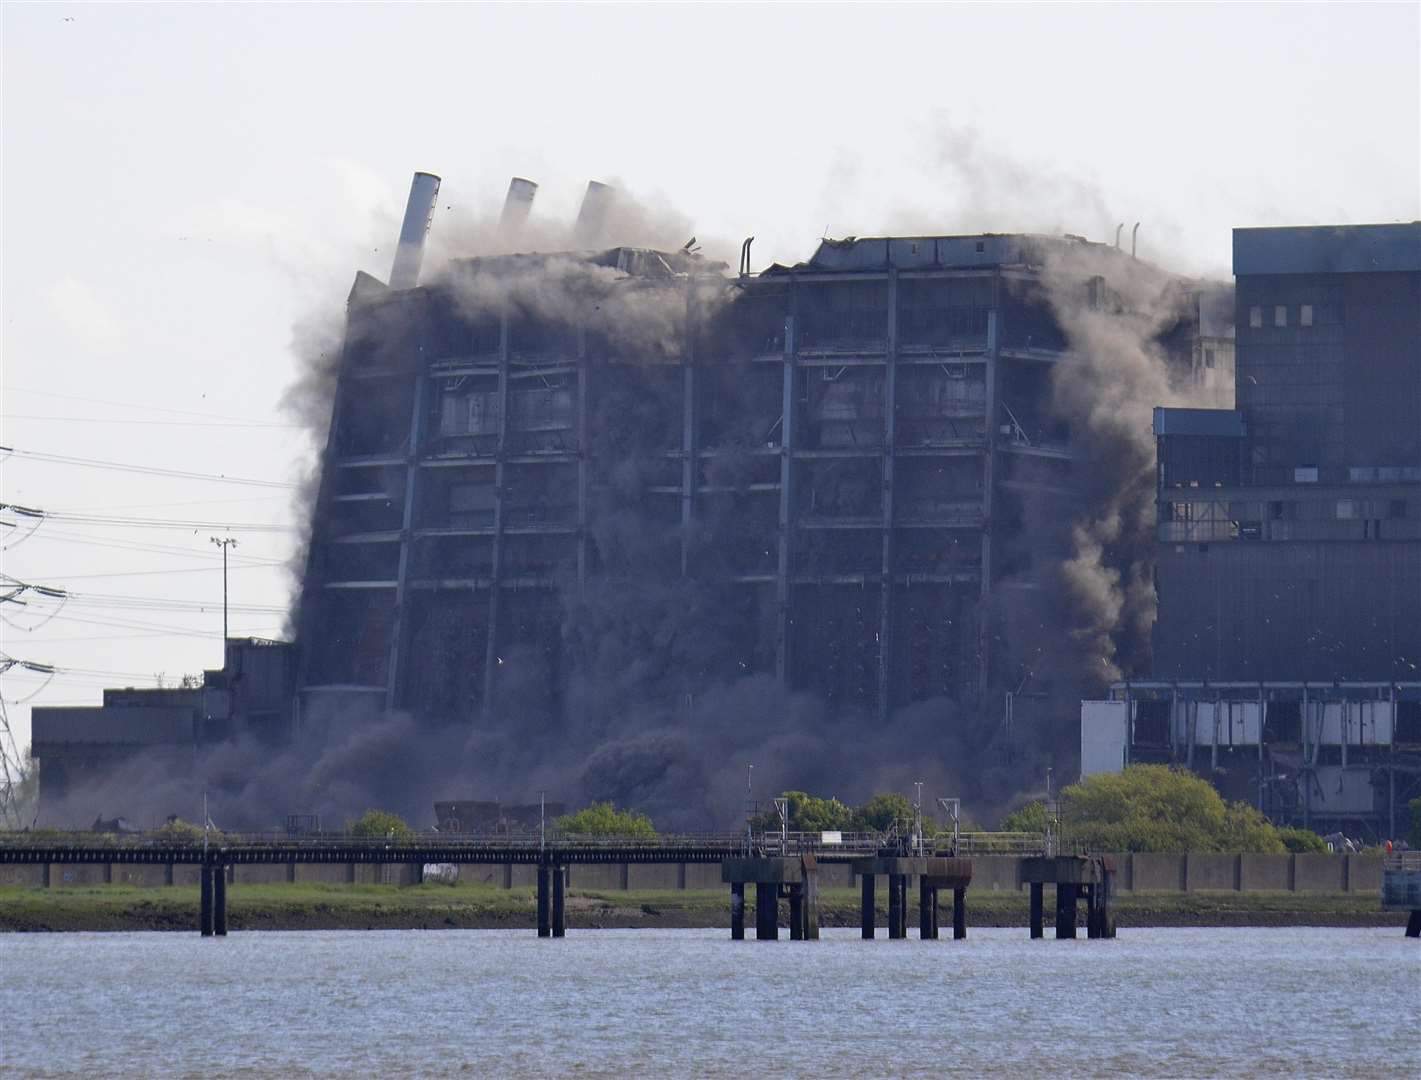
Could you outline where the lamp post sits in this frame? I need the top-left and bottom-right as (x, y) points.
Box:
(209, 536), (238, 644)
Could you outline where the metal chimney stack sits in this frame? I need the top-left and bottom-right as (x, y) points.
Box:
(572, 180), (615, 249)
(388, 171), (442, 289)
(497, 177), (538, 246)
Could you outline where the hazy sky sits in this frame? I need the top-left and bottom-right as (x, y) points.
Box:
(2, 2), (1418, 756)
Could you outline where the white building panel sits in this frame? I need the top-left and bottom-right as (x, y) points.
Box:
(1080, 700), (1127, 776)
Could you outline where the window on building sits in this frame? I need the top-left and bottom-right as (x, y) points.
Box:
(1203, 348), (1215, 369)
(1300, 304), (1314, 326)
(1336, 500), (1354, 519)
(975, 241), (985, 253)
(1391, 499), (1408, 519)
(1274, 305), (1287, 327)
(1294, 466), (1318, 483)
(1249, 306), (1262, 328)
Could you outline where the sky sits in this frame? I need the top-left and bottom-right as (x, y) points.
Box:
(2, 2), (1418, 757)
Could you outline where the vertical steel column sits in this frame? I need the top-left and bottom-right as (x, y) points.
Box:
(679, 289), (697, 578)
(1029, 882), (1044, 939)
(788, 884), (804, 941)
(575, 327), (590, 595)
(214, 865), (228, 937)
(860, 873), (876, 939)
(482, 311), (512, 713)
(730, 882), (745, 940)
(1055, 883), (1077, 939)
(952, 886), (967, 940)
(536, 863), (551, 938)
(551, 865), (566, 938)
(918, 877), (933, 939)
(384, 372), (427, 711)
(775, 308), (797, 685)
(199, 865), (213, 937)
(929, 885), (940, 940)
(977, 304), (999, 704)
(877, 270), (898, 723)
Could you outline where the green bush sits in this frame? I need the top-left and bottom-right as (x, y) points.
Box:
(553, 802), (657, 839)
(348, 809), (413, 840)
(851, 793), (914, 832)
(1276, 827), (1328, 854)
(750, 791), (854, 833)
(1060, 765), (1286, 853)
(999, 801), (1049, 834)
(153, 817), (215, 841)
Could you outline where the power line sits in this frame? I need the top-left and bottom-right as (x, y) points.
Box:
(1, 504), (297, 534)
(1, 447), (299, 489)
(5, 385), (295, 426)
(4, 415), (299, 430)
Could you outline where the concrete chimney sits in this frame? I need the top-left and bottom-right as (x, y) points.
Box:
(388, 171), (441, 289)
(497, 177), (538, 246)
(572, 180), (615, 249)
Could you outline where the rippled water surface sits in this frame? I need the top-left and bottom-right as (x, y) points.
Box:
(2, 928), (1417, 1077)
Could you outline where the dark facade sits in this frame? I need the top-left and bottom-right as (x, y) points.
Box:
(1153, 223), (1421, 682)
(297, 231), (1216, 741)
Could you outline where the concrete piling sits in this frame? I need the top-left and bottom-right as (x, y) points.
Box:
(861, 873), (876, 939)
(199, 865), (214, 937)
(213, 865), (228, 936)
(536, 864), (551, 938)
(730, 882), (745, 940)
(952, 886), (967, 940)
(1406, 910), (1420, 938)
(788, 885), (804, 941)
(1029, 882), (1044, 939)
(755, 882), (778, 940)
(887, 875), (904, 939)
(918, 879), (935, 940)
(1056, 883), (1078, 939)
(551, 865), (566, 938)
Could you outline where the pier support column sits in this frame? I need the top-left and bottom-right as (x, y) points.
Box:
(755, 882), (778, 940)
(1406, 910), (1421, 938)
(1029, 882), (1044, 939)
(952, 886), (967, 940)
(551, 865), (566, 938)
(919, 879), (935, 940)
(199, 865), (214, 937)
(803, 868), (819, 940)
(788, 885), (804, 941)
(730, 882), (745, 940)
(214, 865), (228, 937)
(536, 864), (551, 938)
(887, 875), (903, 939)
(861, 874), (876, 939)
(1055, 883), (1077, 939)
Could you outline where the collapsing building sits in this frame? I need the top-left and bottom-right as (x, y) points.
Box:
(294, 171), (1225, 807)
(1082, 223), (1421, 839)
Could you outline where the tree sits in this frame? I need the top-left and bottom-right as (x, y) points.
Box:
(1, 748), (40, 830)
(154, 816), (219, 841)
(554, 802), (657, 839)
(751, 791), (854, 833)
(349, 809), (413, 840)
(999, 801), (1049, 834)
(851, 793), (914, 833)
(1059, 765), (1287, 853)
(1276, 827), (1328, 854)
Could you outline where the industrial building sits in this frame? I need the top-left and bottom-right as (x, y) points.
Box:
(295, 174), (1225, 743)
(31, 638), (297, 821)
(1082, 223), (1421, 839)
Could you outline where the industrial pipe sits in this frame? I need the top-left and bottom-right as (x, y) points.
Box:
(389, 171), (442, 289)
(1131, 222), (1141, 258)
(1115, 223), (1124, 249)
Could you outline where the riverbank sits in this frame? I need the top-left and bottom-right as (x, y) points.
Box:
(0, 884), (1404, 932)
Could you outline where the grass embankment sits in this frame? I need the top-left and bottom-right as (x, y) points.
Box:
(0, 884), (1404, 932)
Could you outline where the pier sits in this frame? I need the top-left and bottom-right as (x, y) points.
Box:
(0, 831), (1134, 941)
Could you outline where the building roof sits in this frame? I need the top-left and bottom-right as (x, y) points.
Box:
(761, 232), (1114, 275)
(1233, 223), (1421, 276)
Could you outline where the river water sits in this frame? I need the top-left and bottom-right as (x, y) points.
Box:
(1, 928), (1416, 1077)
